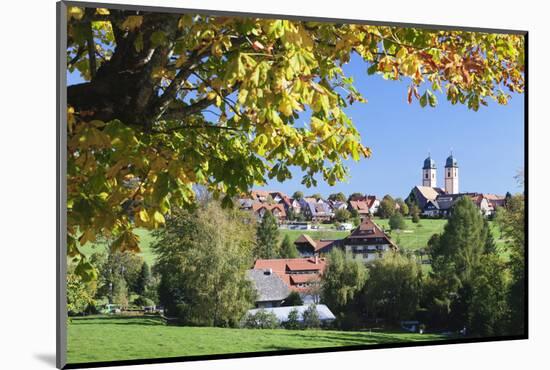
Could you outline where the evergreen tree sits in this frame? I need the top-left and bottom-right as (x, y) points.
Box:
(256, 211), (280, 259)
(279, 234), (299, 258)
(429, 196), (505, 334)
(135, 262), (151, 296)
(112, 274), (129, 308)
(496, 194), (525, 335)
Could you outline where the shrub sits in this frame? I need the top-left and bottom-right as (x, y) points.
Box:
(302, 304), (321, 329)
(389, 213), (407, 231)
(285, 308), (301, 330)
(133, 296), (155, 307)
(282, 291), (303, 306)
(242, 309), (279, 329)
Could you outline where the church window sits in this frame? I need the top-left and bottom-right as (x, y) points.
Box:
(425, 174), (428, 179)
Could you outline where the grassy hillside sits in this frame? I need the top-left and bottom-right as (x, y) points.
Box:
(79, 228), (158, 265)
(76, 218), (506, 265)
(67, 315), (448, 364)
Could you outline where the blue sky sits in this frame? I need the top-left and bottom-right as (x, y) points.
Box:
(258, 55), (525, 198)
(68, 54), (524, 200)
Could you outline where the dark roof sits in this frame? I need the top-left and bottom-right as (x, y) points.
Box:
(445, 155), (458, 168)
(423, 156), (436, 169)
(294, 234), (337, 253)
(344, 219), (397, 249)
(246, 269), (291, 302)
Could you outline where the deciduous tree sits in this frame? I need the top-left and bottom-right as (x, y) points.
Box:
(65, 6), (525, 280)
(152, 202), (256, 327)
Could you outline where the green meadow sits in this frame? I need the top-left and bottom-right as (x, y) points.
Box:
(67, 315), (447, 364)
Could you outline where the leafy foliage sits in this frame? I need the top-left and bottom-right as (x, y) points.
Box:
(378, 195), (396, 218)
(334, 208), (352, 222)
(389, 212), (407, 231)
(279, 234), (299, 258)
(152, 201), (256, 327)
(321, 248), (368, 316)
(328, 192), (347, 202)
(66, 7), (525, 281)
(282, 291), (304, 306)
(302, 304), (321, 329)
(67, 272), (96, 315)
(361, 253), (422, 323)
(285, 308), (301, 329)
(242, 309), (279, 329)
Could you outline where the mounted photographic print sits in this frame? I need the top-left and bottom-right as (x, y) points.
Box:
(57, 1), (527, 368)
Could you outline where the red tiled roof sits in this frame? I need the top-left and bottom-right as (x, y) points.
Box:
(349, 200), (370, 214)
(347, 218), (387, 239)
(289, 274), (319, 285)
(251, 203), (286, 217)
(253, 257), (327, 292)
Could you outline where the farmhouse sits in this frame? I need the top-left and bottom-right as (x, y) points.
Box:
(294, 218), (398, 262)
(253, 257), (327, 302)
(341, 218), (398, 262)
(246, 269), (291, 308)
(294, 234), (338, 257)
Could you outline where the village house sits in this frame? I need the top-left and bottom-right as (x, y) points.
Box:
(253, 257), (327, 303)
(299, 197), (334, 222)
(340, 218), (398, 262)
(293, 218), (398, 262)
(246, 269), (291, 308)
(348, 195), (379, 218)
(238, 198), (287, 222)
(294, 234), (338, 257)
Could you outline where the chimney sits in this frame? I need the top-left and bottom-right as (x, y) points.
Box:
(314, 255), (319, 264)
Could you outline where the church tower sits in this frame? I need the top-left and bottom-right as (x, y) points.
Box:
(444, 153), (459, 194)
(422, 155), (437, 188)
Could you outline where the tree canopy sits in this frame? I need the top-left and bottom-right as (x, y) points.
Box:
(66, 6), (525, 279)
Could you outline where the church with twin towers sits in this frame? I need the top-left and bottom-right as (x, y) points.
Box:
(422, 153), (459, 194)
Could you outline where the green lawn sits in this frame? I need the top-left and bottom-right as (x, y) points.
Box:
(67, 315), (448, 364)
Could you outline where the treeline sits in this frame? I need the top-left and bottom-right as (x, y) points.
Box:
(67, 194), (524, 337)
(321, 195), (525, 337)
